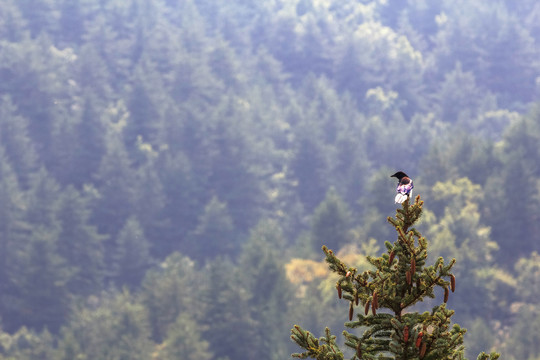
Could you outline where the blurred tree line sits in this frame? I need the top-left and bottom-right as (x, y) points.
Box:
(0, 0), (539, 358)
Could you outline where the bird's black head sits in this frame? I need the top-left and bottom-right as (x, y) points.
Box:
(391, 171), (409, 180)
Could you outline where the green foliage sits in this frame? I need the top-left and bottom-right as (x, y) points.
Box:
(112, 217), (152, 288)
(0, 96), (38, 188)
(125, 65), (163, 152)
(0, 0), (539, 356)
(434, 64), (498, 132)
(0, 150), (27, 332)
(25, 168), (62, 229)
(154, 151), (201, 257)
(58, 290), (154, 360)
(189, 196), (237, 260)
(92, 129), (137, 240)
(290, 130), (330, 212)
(500, 305), (540, 360)
(156, 313), (213, 360)
(201, 257), (258, 360)
(11, 225), (71, 332)
(0, 0), (26, 42)
(486, 107), (540, 263)
(0, 327), (56, 360)
(133, 151), (166, 247)
(291, 326), (343, 360)
(140, 252), (200, 342)
(422, 178), (512, 324)
(68, 92), (107, 187)
(310, 188), (352, 252)
(56, 186), (104, 296)
(430, 1), (537, 104)
(239, 219), (293, 360)
(514, 252), (540, 304)
(291, 197), (499, 359)
(465, 318), (495, 359)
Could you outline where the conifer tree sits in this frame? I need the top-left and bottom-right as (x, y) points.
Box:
(56, 186), (105, 296)
(71, 92), (106, 188)
(13, 226), (71, 332)
(112, 217), (152, 288)
(92, 129), (136, 240)
(154, 313), (213, 360)
(58, 289), (154, 360)
(201, 257), (257, 360)
(0, 96), (38, 189)
(310, 188), (351, 252)
(239, 219), (292, 360)
(140, 252), (200, 342)
(188, 196), (236, 261)
(291, 196), (499, 360)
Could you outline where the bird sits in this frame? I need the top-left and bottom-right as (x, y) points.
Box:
(391, 171), (414, 204)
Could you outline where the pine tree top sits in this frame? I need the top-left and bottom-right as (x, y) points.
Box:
(291, 196), (500, 360)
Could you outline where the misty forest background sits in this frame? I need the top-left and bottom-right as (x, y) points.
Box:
(0, 0), (540, 359)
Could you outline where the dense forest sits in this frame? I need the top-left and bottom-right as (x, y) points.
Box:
(0, 0), (539, 358)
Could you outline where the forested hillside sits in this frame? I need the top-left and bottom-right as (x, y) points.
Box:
(0, 0), (539, 358)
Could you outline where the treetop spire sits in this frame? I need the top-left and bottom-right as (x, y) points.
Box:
(291, 196), (499, 360)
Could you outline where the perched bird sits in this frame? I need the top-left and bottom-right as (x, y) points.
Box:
(391, 171), (414, 204)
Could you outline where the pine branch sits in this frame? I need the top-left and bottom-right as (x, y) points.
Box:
(476, 352), (500, 360)
(291, 326), (344, 360)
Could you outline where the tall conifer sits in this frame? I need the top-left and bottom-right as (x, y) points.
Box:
(291, 196), (499, 360)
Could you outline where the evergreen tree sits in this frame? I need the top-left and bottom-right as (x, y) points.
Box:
(8, 168), (71, 332)
(58, 0), (84, 45)
(56, 330), (82, 360)
(486, 109), (540, 264)
(0, 0), (27, 42)
(155, 313), (213, 360)
(16, 0), (59, 37)
(82, 8), (137, 88)
(75, 45), (113, 100)
(47, 111), (81, 186)
(112, 217), (152, 288)
(497, 252), (540, 359)
(423, 178), (511, 324)
(11, 226), (71, 333)
(239, 219), (292, 360)
(0, 96), (38, 189)
(430, 1), (538, 104)
(310, 188), (352, 253)
(140, 252), (200, 342)
(0, 146), (28, 332)
(433, 63), (497, 126)
(0, 36), (69, 158)
(58, 289), (154, 360)
(125, 62), (164, 152)
(0, 327), (56, 360)
(25, 167), (62, 229)
(290, 131), (330, 212)
(188, 196), (237, 261)
(133, 154), (167, 252)
(500, 305), (540, 360)
(56, 186), (104, 296)
(92, 129), (136, 240)
(205, 99), (267, 232)
(291, 196), (499, 359)
(68, 92), (107, 188)
(156, 151), (202, 257)
(201, 257), (257, 360)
